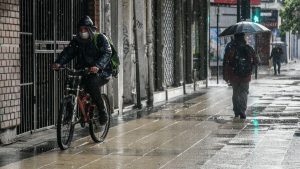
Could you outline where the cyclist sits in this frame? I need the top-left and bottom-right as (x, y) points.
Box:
(52, 15), (112, 125)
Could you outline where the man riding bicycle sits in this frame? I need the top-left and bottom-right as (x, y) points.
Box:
(52, 15), (112, 125)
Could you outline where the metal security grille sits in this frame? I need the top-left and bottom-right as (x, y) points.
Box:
(163, 0), (175, 87)
(19, 0), (34, 133)
(18, 0), (88, 134)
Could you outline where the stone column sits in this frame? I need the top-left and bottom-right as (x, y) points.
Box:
(198, 0), (209, 81)
(133, 0), (147, 108)
(174, 0), (184, 87)
(155, 0), (165, 91)
(103, 0), (115, 111)
(111, 0), (124, 114)
(146, 0), (155, 106)
(185, 0), (193, 84)
(122, 0), (135, 105)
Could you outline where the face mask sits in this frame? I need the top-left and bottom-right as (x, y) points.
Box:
(79, 32), (89, 39)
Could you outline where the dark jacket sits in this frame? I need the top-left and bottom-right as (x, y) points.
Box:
(223, 41), (258, 83)
(270, 47), (283, 62)
(55, 33), (112, 78)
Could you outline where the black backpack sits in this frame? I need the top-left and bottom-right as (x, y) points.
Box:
(232, 44), (253, 77)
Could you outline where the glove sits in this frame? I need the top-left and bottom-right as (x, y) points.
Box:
(51, 63), (61, 71)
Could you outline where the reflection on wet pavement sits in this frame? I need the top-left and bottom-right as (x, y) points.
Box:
(1, 63), (300, 168)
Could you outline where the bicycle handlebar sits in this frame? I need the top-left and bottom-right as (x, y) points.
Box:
(59, 67), (90, 76)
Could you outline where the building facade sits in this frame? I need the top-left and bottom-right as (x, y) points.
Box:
(259, 0), (299, 62)
(0, 0), (209, 144)
(0, 0), (21, 144)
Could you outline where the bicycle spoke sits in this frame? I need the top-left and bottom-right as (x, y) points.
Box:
(57, 97), (75, 150)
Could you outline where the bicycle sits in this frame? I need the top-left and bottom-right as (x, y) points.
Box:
(56, 67), (111, 150)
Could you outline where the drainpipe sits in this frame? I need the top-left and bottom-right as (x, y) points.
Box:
(146, 0), (154, 107)
(133, 0), (142, 109)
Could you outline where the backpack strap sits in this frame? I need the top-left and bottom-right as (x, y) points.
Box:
(93, 33), (100, 50)
(93, 33), (115, 51)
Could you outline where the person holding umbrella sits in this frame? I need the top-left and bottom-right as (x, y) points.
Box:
(221, 21), (270, 120)
(269, 45), (283, 75)
(223, 33), (259, 119)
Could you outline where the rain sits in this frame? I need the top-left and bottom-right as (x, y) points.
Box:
(1, 0), (300, 168)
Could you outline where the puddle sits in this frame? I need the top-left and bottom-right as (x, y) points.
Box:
(146, 114), (209, 121)
(20, 141), (57, 154)
(243, 125), (270, 131)
(227, 139), (255, 146)
(214, 133), (236, 138)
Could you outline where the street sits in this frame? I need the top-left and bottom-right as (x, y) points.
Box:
(0, 0), (299, 168)
(1, 62), (300, 169)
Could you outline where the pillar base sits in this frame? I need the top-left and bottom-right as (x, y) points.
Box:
(0, 127), (16, 145)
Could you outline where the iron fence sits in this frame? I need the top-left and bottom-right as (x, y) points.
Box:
(19, 0), (34, 134)
(18, 0), (88, 134)
(163, 0), (175, 87)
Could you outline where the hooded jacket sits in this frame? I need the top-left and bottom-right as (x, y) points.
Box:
(55, 33), (112, 78)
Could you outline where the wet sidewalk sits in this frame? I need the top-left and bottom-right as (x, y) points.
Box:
(1, 61), (300, 169)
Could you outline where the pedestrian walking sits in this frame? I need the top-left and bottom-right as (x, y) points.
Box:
(269, 45), (283, 75)
(223, 33), (259, 119)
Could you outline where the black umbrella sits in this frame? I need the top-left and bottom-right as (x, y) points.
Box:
(219, 21), (270, 37)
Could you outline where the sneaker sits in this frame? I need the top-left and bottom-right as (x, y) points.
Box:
(98, 110), (108, 125)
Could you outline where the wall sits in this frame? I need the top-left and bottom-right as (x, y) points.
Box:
(133, 0), (147, 100)
(122, 0), (135, 104)
(286, 32), (299, 62)
(121, 0), (148, 105)
(0, 0), (21, 144)
(298, 37), (300, 59)
(210, 6), (237, 28)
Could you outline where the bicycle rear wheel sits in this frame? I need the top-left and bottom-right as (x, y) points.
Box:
(57, 96), (75, 150)
(89, 94), (111, 143)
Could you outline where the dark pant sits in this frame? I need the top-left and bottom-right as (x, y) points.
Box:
(232, 82), (249, 116)
(273, 60), (281, 75)
(82, 74), (109, 112)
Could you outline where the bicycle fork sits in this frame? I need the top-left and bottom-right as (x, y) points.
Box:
(71, 77), (82, 125)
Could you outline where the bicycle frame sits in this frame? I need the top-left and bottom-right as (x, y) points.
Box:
(56, 67), (111, 150)
(63, 67), (93, 125)
(77, 93), (95, 123)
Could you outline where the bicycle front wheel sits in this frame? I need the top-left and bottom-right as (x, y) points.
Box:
(89, 94), (111, 143)
(57, 96), (76, 150)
